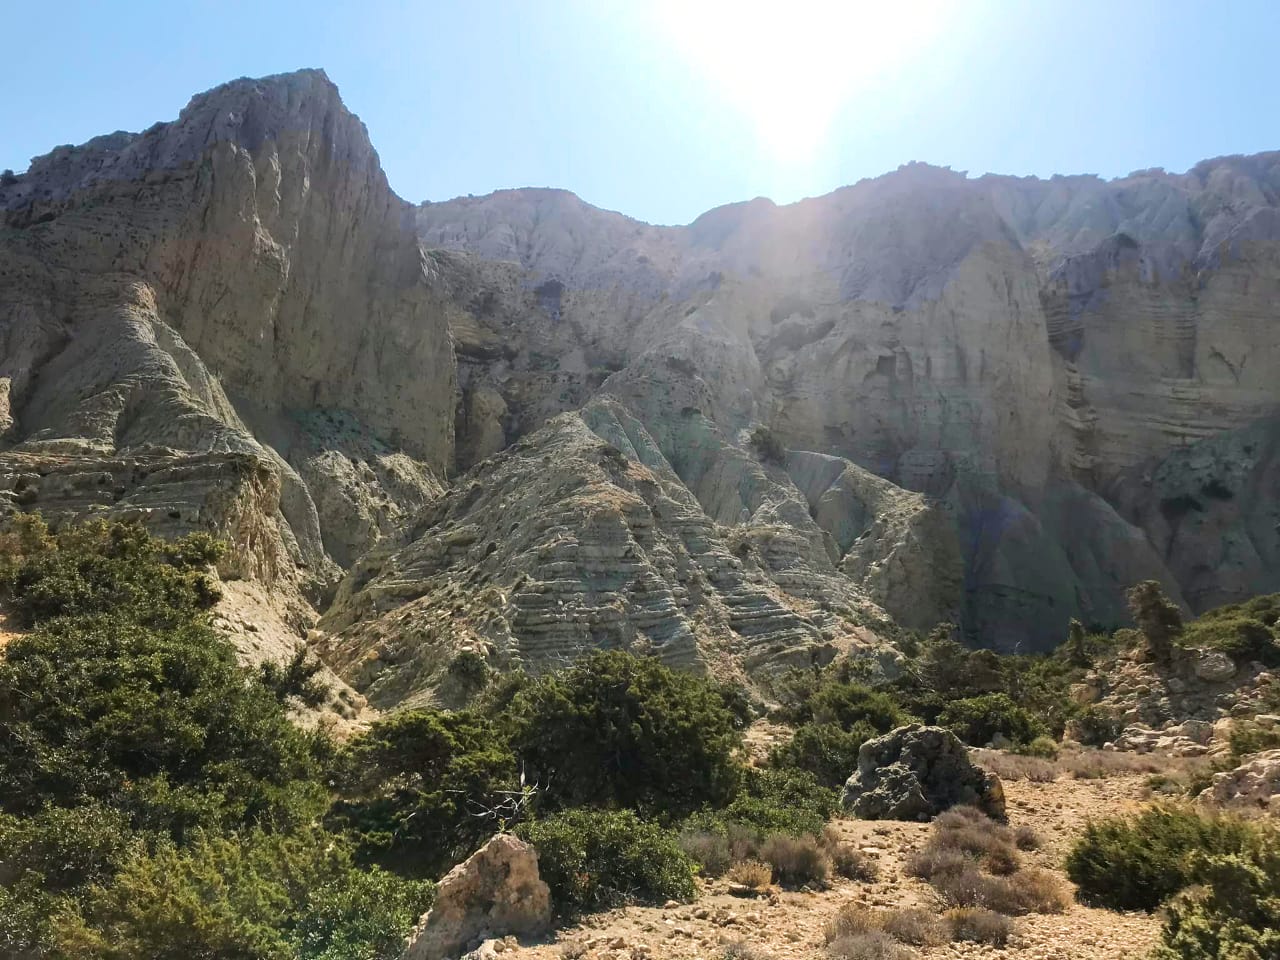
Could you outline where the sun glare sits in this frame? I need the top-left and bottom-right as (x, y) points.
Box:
(655, 0), (947, 166)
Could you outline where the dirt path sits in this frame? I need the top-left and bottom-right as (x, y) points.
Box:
(507, 774), (1162, 960)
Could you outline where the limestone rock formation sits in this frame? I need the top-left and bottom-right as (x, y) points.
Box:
(420, 157), (1280, 649)
(1197, 748), (1280, 816)
(317, 399), (895, 707)
(7, 67), (1280, 692)
(840, 725), (1006, 821)
(401, 834), (551, 960)
(0, 70), (456, 671)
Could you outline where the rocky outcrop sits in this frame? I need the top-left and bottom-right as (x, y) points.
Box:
(1197, 749), (1280, 816)
(421, 158), (1280, 649)
(0, 70), (457, 673)
(401, 834), (551, 960)
(317, 400), (894, 707)
(8, 67), (1280, 683)
(840, 725), (1005, 821)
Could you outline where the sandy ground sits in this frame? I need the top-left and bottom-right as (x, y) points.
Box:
(503, 773), (1163, 960)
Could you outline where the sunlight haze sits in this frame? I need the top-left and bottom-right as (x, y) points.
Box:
(1, 0), (1276, 224)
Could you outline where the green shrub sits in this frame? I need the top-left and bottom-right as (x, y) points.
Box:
(518, 809), (695, 915)
(1182, 614), (1280, 666)
(1153, 826), (1280, 960)
(1072, 707), (1124, 747)
(1227, 720), (1280, 759)
(329, 709), (517, 878)
(1066, 805), (1255, 911)
(937, 693), (1046, 747)
(1013, 735), (1060, 760)
(1, 518), (223, 629)
(505, 651), (742, 818)
(686, 767), (836, 841)
(809, 683), (910, 731)
(770, 721), (873, 788)
(0, 804), (140, 892)
(49, 827), (431, 960)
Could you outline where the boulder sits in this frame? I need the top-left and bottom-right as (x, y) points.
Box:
(1197, 749), (1280, 816)
(401, 834), (551, 960)
(1195, 651), (1237, 684)
(840, 724), (1005, 821)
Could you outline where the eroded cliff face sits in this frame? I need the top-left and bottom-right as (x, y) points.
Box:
(0, 70), (455, 668)
(5, 69), (1279, 703)
(419, 157), (1280, 651)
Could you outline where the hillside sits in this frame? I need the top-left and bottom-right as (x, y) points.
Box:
(4, 68), (1280, 705)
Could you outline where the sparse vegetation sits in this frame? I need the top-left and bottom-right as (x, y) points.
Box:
(749, 425), (787, 464)
(1127, 580), (1183, 663)
(908, 806), (1068, 916)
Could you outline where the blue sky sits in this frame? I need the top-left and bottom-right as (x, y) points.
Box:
(2, 1), (1275, 225)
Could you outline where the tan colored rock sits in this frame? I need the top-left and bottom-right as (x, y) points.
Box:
(401, 834), (551, 960)
(1197, 749), (1280, 815)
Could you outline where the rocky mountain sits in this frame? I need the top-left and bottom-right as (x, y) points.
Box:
(3, 69), (1278, 705)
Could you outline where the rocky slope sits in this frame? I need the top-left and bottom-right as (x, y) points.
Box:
(4, 69), (1280, 703)
(419, 157), (1280, 649)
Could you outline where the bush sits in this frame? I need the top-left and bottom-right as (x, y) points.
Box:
(1014, 735), (1060, 759)
(1153, 826), (1280, 960)
(49, 828), (432, 960)
(679, 829), (733, 877)
(683, 766), (836, 846)
(1128, 580), (1183, 663)
(0, 522), (322, 836)
(826, 903), (884, 941)
(1227, 720), (1280, 759)
(759, 833), (830, 886)
(505, 651), (741, 818)
(1, 518), (223, 629)
(518, 809), (695, 915)
(1066, 805), (1255, 911)
(937, 693), (1046, 748)
(770, 721), (874, 788)
(1182, 615), (1280, 666)
(329, 709), (516, 878)
(826, 932), (914, 960)
(726, 859), (772, 890)
(908, 808), (1066, 916)
(1072, 707), (1124, 747)
(881, 908), (945, 946)
(749, 425), (786, 465)
(944, 907), (1013, 945)
(1013, 825), (1041, 851)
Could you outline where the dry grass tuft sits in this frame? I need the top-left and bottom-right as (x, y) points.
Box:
(823, 831), (879, 881)
(679, 829), (732, 877)
(971, 746), (1214, 783)
(760, 833), (831, 886)
(726, 858), (773, 890)
(944, 907), (1014, 946)
(1012, 866), (1071, 914)
(1013, 824), (1042, 851)
(880, 907), (946, 947)
(826, 931), (916, 960)
(908, 807), (1071, 917)
(826, 903), (885, 942)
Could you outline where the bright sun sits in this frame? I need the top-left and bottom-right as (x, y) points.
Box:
(654, 0), (947, 165)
